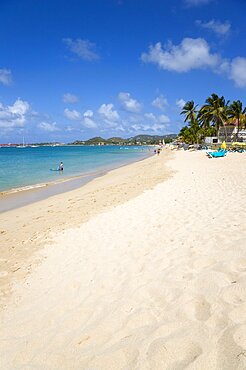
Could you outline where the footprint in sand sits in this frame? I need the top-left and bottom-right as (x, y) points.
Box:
(216, 327), (246, 369)
(0, 271), (8, 278)
(229, 303), (246, 324)
(222, 283), (246, 305)
(125, 309), (157, 330)
(87, 347), (139, 370)
(183, 296), (211, 321)
(233, 325), (246, 349)
(233, 258), (246, 273)
(147, 337), (202, 369)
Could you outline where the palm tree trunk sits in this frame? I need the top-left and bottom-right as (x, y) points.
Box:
(237, 116), (240, 140)
(221, 119), (228, 142)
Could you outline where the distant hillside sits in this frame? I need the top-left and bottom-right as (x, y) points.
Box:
(72, 137), (106, 145)
(106, 137), (126, 144)
(70, 134), (177, 146)
(84, 137), (106, 145)
(128, 134), (177, 144)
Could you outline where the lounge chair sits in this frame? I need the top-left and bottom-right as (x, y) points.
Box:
(205, 150), (214, 157)
(207, 150), (227, 158)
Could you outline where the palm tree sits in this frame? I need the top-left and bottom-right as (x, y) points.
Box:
(179, 125), (196, 143)
(198, 93), (229, 141)
(181, 101), (198, 125)
(180, 101), (200, 143)
(242, 113), (246, 129)
(227, 100), (246, 139)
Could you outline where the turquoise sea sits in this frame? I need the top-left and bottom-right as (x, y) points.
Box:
(0, 145), (151, 192)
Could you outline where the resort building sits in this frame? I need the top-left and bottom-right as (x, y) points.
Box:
(206, 121), (246, 144)
(217, 125), (236, 143)
(204, 136), (218, 145)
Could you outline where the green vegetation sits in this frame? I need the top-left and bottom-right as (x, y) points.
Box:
(227, 100), (246, 137)
(70, 134), (177, 146)
(179, 94), (246, 144)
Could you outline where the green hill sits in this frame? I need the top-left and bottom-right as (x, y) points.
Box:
(70, 134), (177, 145)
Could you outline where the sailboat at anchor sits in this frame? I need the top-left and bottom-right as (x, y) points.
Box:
(17, 137), (27, 148)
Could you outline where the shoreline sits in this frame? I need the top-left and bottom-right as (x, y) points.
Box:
(0, 150), (153, 213)
(0, 145), (153, 195)
(0, 149), (173, 309)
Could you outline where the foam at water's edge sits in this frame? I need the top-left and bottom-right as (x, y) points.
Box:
(0, 152), (153, 213)
(1, 183), (48, 195)
(0, 145), (152, 193)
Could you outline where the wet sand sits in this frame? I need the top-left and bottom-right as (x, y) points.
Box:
(0, 152), (151, 213)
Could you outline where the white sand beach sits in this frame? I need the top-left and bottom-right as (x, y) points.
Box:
(1, 150), (246, 369)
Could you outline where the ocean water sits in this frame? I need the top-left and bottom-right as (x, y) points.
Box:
(0, 145), (151, 192)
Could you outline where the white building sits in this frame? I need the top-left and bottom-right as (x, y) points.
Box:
(205, 136), (218, 144)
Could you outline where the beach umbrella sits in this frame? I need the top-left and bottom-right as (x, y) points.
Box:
(221, 141), (227, 150)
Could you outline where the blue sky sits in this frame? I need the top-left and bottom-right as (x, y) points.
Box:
(0, 0), (246, 143)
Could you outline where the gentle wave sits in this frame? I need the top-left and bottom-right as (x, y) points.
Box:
(0, 145), (151, 192)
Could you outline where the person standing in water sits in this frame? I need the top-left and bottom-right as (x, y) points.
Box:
(59, 162), (64, 171)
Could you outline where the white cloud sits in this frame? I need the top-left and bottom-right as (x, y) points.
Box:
(159, 114), (170, 124)
(176, 98), (186, 109)
(196, 19), (231, 36)
(131, 122), (168, 133)
(38, 121), (59, 132)
(118, 92), (142, 113)
(8, 99), (29, 116)
(144, 113), (156, 122)
(0, 68), (12, 85)
(152, 95), (168, 110)
(219, 60), (230, 74)
(141, 38), (220, 72)
(130, 124), (146, 132)
(141, 36), (246, 89)
(230, 57), (246, 88)
(214, 57), (246, 88)
(63, 38), (99, 61)
(83, 117), (97, 128)
(83, 110), (97, 128)
(65, 126), (75, 132)
(128, 115), (140, 124)
(115, 124), (125, 132)
(129, 112), (170, 134)
(98, 103), (120, 121)
(0, 99), (30, 128)
(84, 110), (94, 118)
(63, 93), (79, 103)
(185, 0), (212, 6)
(144, 112), (170, 124)
(64, 108), (81, 120)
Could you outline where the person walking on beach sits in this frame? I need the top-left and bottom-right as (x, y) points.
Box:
(59, 162), (64, 171)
